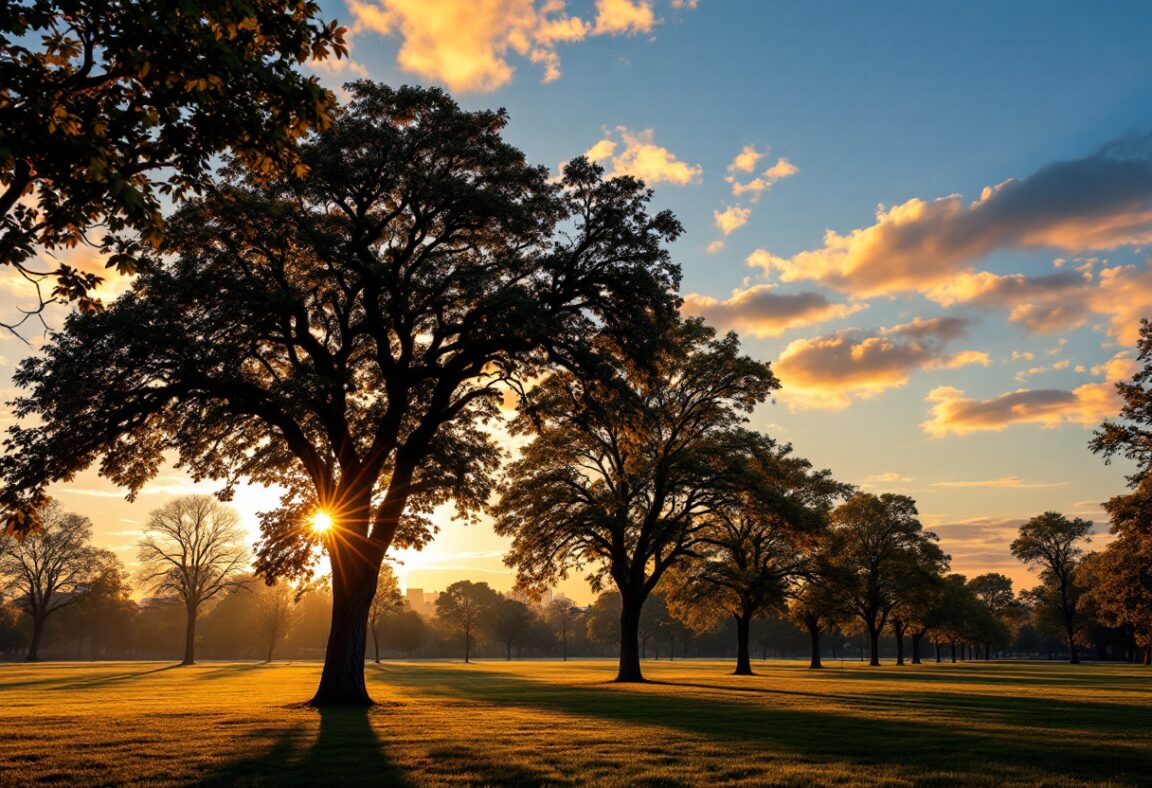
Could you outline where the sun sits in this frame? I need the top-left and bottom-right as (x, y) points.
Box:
(310, 511), (334, 535)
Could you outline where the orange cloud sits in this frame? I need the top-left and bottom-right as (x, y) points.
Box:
(774, 317), (985, 410)
(713, 206), (751, 235)
(922, 352), (1136, 436)
(725, 146), (798, 201)
(750, 139), (1152, 297)
(681, 285), (865, 338)
(584, 127), (702, 185)
(349, 0), (684, 91)
(932, 476), (1068, 489)
(592, 0), (656, 35)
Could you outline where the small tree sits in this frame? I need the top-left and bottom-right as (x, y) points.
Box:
(367, 565), (404, 664)
(489, 597), (536, 660)
(667, 437), (847, 674)
(56, 548), (136, 659)
(0, 499), (95, 660)
(253, 581), (297, 663)
(1011, 512), (1092, 664)
(436, 580), (500, 663)
(137, 495), (249, 665)
(827, 493), (946, 667)
(495, 320), (779, 682)
(545, 597), (577, 661)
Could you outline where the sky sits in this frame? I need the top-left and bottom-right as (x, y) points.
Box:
(3, 0), (1151, 604)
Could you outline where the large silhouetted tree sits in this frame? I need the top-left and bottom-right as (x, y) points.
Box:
(1011, 512), (1092, 664)
(137, 495), (249, 665)
(0, 0), (345, 315)
(0, 83), (682, 704)
(827, 493), (946, 667)
(667, 438), (847, 675)
(0, 499), (95, 660)
(494, 320), (778, 682)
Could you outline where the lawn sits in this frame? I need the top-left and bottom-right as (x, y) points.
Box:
(1, 659), (1149, 785)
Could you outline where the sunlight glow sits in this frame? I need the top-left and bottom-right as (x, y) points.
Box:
(310, 511), (334, 534)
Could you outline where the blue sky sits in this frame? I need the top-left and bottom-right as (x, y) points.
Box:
(7, 0), (1151, 601)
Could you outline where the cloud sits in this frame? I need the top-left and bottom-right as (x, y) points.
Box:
(705, 239), (725, 254)
(681, 285), (865, 338)
(774, 317), (986, 409)
(750, 134), (1152, 297)
(350, 0), (675, 91)
(932, 476), (1069, 489)
(922, 352), (1136, 436)
(714, 206), (751, 235)
(584, 127), (702, 185)
(592, 0), (656, 35)
(725, 147), (798, 201)
(861, 472), (913, 485)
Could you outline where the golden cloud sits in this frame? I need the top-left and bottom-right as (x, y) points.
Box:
(922, 352), (1136, 436)
(584, 127), (702, 185)
(713, 206), (751, 235)
(774, 317), (985, 410)
(681, 285), (865, 338)
(349, 0), (679, 92)
(749, 139), (1152, 297)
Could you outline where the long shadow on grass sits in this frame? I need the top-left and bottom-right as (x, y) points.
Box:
(197, 707), (412, 786)
(389, 666), (1152, 784)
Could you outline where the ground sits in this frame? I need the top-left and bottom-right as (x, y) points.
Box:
(0, 659), (1148, 785)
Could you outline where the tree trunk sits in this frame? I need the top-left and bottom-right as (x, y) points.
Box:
(893, 621), (906, 666)
(1144, 646), (1150, 666)
(615, 596), (645, 682)
(867, 622), (881, 666)
(950, 640), (956, 663)
(734, 612), (754, 675)
(807, 618), (822, 669)
(1066, 623), (1080, 665)
(181, 602), (197, 666)
(310, 531), (382, 707)
(506, 641), (511, 661)
(26, 612), (45, 662)
(371, 622), (380, 664)
(911, 631), (924, 665)
(935, 642), (941, 663)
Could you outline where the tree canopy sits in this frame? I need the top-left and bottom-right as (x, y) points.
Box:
(0, 81), (683, 704)
(0, 0), (346, 313)
(493, 319), (778, 681)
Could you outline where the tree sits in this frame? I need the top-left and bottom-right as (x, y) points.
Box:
(1083, 485), (1152, 664)
(826, 493), (946, 667)
(495, 320), (778, 682)
(377, 607), (426, 658)
(545, 597), (578, 661)
(0, 499), (95, 660)
(136, 495), (249, 665)
(667, 438), (847, 674)
(55, 547), (136, 659)
(435, 580), (500, 663)
(488, 597), (536, 660)
(786, 564), (851, 670)
(253, 581), (298, 662)
(1091, 318), (1152, 487)
(367, 564), (404, 664)
(0, 83), (682, 705)
(968, 573), (1016, 659)
(0, 0), (346, 316)
(1010, 512), (1092, 664)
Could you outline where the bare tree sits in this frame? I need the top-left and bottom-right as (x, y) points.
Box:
(253, 581), (297, 663)
(367, 564), (403, 664)
(137, 495), (249, 665)
(0, 499), (95, 660)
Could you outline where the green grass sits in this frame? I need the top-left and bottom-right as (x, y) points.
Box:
(1, 659), (1150, 785)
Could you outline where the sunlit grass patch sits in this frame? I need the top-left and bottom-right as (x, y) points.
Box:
(0, 659), (1149, 785)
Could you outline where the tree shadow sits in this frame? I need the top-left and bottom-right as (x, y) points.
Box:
(197, 706), (412, 786)
(392, 665), (1152, 784)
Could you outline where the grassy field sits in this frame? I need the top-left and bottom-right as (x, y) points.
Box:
(1, 659), (1149, 786)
